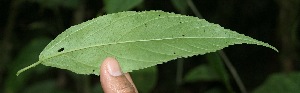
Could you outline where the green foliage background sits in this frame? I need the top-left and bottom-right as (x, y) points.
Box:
(0, 0), (299, 93)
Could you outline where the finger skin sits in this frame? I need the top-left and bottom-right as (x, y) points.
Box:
(100, 57), (138, 93)
(124, 73), (137, 90)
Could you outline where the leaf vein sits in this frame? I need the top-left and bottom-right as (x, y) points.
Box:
(42, 37), (259, 63)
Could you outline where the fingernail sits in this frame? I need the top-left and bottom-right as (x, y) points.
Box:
(107, 58), (123, 76)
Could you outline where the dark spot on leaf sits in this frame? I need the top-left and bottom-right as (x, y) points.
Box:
(182, 35), (185, 37)
(58, 48), (64, 52)
(173, 52), (176, 54)
(158, 15), (160, 16)
(92, 70), (95, 72)
(179, 22), (182, 23)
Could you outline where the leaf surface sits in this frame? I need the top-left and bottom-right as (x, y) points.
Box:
(17, 11), (277, 76)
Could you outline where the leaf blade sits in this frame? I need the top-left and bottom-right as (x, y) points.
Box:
(17, 11), (278, 76)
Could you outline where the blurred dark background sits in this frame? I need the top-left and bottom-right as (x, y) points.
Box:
(1, 0), (299, 93)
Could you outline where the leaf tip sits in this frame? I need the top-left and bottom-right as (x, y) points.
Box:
(272, 47), (279, 53)
(16, 70), (23, 76)
(263, 44), (279, 53)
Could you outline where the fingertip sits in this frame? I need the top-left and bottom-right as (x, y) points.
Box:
(100, 57), (120, 75)
(107, 57), (123, 76)
(100, 57), (137, 93)
(100, 57), (115, 69)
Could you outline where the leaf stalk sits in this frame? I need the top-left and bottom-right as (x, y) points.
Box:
(16, 61), (42, 76)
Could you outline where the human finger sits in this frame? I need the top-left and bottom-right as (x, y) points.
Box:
(100, 57), (137, 93)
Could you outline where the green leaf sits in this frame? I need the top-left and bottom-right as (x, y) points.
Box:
(16, 10), (278, 76)
(253, 72), (300, 93)
(104, 0), (143, 13)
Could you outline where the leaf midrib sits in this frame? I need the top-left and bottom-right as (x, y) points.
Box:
(41, 36), (253, 62)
